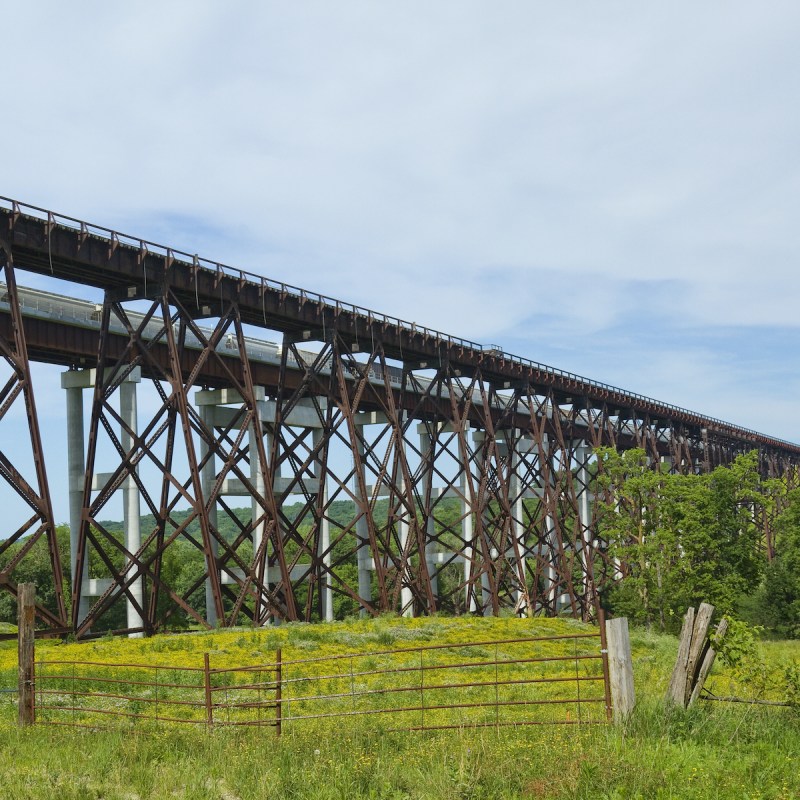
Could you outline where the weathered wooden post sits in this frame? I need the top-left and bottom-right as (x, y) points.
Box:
(17, 582), (36, 726)
(666, 603), (727, 708)
(683, 603), (715, 703)
(606, 616), (635, 723)
(666, 606), (696, 706)
(688, 618), (728, 708)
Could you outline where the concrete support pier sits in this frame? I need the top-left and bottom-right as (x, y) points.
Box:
(62, 367), (143, 636)
(197, 403), (220, 628)
(354, 428), (372, 615)
(63, 370), (89, 625)
(572, 440), (593, 609)
(312, 428), (333, 622)
(120, 378), (144, 637)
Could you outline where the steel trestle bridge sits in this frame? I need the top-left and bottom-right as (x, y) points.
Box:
(1, 197), (798, 637)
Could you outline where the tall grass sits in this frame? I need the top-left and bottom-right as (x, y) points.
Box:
(0, 616), (798, 800)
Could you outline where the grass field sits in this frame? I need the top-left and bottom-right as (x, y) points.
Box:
(0, 615), (798, 800)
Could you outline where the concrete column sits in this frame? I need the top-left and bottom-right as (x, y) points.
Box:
(63, 367), (142, 631)
(312, 428), (333, 622)
(354, 427), (371, 615)
(573, 440), (593, 602)
(63, 374), (89, 624)
(471, 431), (492, 616)
(199, 405), (219, 628)
(544, 516), (560, 612)
(534, 434), (558, 612)
(249, 400), (267, 576)
(398, 470), (414, 617)
(120, 380), (144, 637)
(510, 433), (529, 614)
(461, 469), (476, 613)
(418, 430), (439, 603)
(479, 444), (492, 616)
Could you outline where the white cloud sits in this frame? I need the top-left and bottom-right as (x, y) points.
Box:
(1, 0), (798, 456)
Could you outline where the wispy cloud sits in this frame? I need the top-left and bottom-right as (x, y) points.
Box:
(2, 0), (799, 461)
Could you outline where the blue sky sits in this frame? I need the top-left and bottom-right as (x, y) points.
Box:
(2, 1), (800, 523)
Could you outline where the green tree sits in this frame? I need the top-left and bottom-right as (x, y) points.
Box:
(749, 487), (800, 637)
(0, 524), (71, 625)
(595, 449), (766, 631)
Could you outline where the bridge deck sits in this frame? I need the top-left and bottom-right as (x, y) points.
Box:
(1, 196), (797, 455)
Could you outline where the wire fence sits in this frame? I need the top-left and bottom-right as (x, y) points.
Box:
(33, 630), (610, 733)
(34, 654), (278, 731)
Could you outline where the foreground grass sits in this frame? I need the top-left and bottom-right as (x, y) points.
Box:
(0, 616), (798, 799)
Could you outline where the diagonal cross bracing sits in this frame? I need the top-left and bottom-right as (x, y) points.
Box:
(0, 197), (798, 637)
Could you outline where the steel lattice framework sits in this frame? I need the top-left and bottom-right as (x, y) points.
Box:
(1, 197), (799, 637)
(0, 243), (67, 632)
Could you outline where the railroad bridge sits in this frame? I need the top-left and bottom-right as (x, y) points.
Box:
(1, 197), (798, 638)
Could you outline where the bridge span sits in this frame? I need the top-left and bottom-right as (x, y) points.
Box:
(1, 197), (798, 637)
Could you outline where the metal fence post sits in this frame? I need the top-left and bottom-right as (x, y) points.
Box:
(597, 606), (613, 721)
(275, 648), (282, 737)
(17, 583), (36, 726)
(203, 652), (213, 729)
(419, 649), (424, 729)
(494, 643), (499, 731)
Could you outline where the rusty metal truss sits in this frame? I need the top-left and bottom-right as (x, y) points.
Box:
(0, 242), (67, 632)
(1, 197), (799, 637)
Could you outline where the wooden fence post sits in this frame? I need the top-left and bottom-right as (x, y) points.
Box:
(683, 603), (715, 704)
(688, 617), (729, 708)
(666, 606), (695, 706)
(606, 616), (635, 723)
(666, 603), (725, 709)
(17, 583), (36, 726)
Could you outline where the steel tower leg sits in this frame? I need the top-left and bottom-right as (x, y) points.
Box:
(462, 466), (476, 613)
(471, 431), (492, 615)
(573, 440), (595, 619)
(0, 242), (66, 631)
(398, 473), (414, 617)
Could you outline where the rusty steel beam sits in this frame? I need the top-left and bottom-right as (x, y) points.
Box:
(0, 241), (67, 631)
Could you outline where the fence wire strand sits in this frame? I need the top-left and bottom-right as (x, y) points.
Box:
(32, 631), (610, 733)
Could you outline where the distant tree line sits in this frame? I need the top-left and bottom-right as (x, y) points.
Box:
(595, 449), (800, 637)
